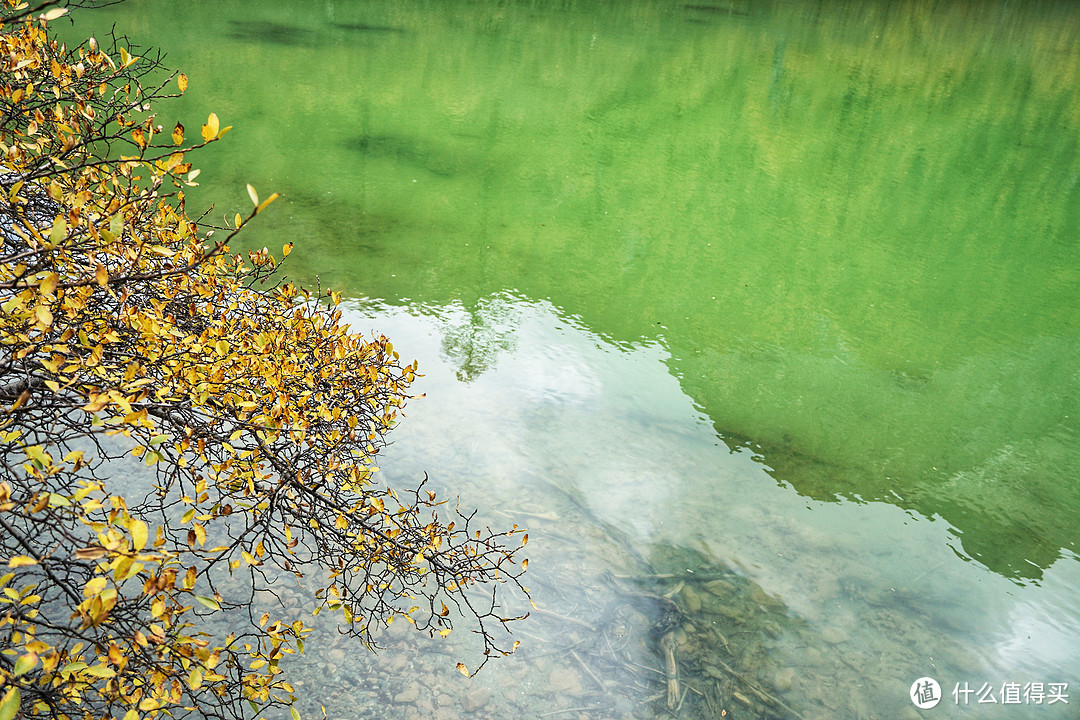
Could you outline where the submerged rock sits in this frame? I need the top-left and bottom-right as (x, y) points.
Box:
(547, 667), (584, 696)
(679, 585), (703, 613)
(704, 579), (736, 596)
(460, 686), (491, 712)
(822, 626), (848, 644)
(774, 667), (797, 691)
(394, 683), (421, 704)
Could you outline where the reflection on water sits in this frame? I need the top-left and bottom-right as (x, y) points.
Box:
(234, 297), (1077, 720)
(71, 0), (1080, 582)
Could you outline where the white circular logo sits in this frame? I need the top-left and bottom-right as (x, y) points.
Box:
(910, 677), (942, 709)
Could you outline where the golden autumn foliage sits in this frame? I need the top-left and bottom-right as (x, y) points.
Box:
(0, 4), (527, 719)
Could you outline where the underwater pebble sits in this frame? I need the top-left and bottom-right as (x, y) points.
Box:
(460, 687), (490, 712)
(715, 604), (745, 621)
(822, 626), (848, 644)
(679, 585), (702, 613)
(394, 683), (421, 704)
(704, 579), (735, 596)
(774, 667), (796, 691)
(548, 667), (583, 696)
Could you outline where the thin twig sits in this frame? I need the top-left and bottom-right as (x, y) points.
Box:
(532, 605), (595, 631)
(571, 649), (605, 691)
(538, 707), (595, 718)
(708, 658), (809, 720)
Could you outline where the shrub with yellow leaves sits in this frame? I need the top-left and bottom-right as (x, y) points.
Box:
(0, 4), (528, 719)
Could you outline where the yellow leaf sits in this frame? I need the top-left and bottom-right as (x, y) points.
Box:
(49, 216), (67, 245)
(123, 710), (139, 720)
(282, 242), (293, 258)
(47, 493), (69, 507)
(456, 662), (469, 677)
(82, 396), (108, 412)
(246, 184), (259, 206)
(0, 687), (21, 720)
(194, 595), (220, 610)
(112, 557), (133, 581)
(130, 520), (148, 551)
(83, 577), (107, 597)
(9, 389), (29, 411)
(83, 664), (116, 678)
(171, 122), (184, 145)
(74, 546), (107, 560)
(178, 74), (188, 92)
(257, 193), (280, 214)
(188, 666), (204, 690)
(41, 7), (68, 20)
(34, 305), (53, 329)
(290, 708), (301, 720)
(39, 273), (58, 296)
(94, 264), (108, 287)
(13, 652), (38, 676)
(234, 213), (243, 228)
(8, 555), (38, 568)
(201, 113), (219, 142)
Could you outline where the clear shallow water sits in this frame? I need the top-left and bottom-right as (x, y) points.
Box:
(67, 0), (1080, 717)
(251, 296), (1080, 720)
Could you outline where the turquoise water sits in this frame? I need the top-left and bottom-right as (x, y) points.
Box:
(68, 0), (1080, 717)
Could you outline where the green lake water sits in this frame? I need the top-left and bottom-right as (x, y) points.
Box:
(70, 1), (1080, 718)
